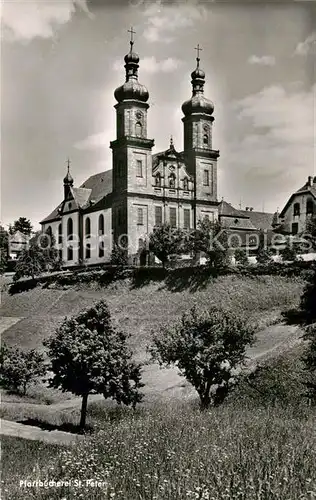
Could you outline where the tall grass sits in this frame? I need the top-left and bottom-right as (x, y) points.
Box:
(3, 403), (316, 500)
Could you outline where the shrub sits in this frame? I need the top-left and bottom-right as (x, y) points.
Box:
(0, 343), (46, 395)
(149, 305), (256, 408)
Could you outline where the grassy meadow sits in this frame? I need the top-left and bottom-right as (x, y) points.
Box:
(1, 272), (315, 499)
(2, 401), (316, 500)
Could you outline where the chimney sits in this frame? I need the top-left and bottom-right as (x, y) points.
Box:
(308, 176), (313, 187)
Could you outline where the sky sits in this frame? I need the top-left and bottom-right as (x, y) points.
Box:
(1, 0), (315, 229)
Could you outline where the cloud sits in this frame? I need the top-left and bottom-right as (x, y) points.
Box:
(1, 0), (92, 42)
(294, 32), (316, 56)
(74, 131), (111, 151)
(221, 83), (315, 207)
(142, 2), (207, 43)
(248, 55), (276, 66)
(113, 56), (182, 74)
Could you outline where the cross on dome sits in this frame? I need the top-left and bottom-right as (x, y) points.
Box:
(194, 44), (203, 66)
(128, 26), (136, 49)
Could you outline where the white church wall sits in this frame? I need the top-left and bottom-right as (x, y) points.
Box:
(82, 209), (112, 265)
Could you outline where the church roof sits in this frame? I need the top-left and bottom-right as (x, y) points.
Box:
(218, 200), (248, 218)
(80, 170), (112, 203)
(40, 170), (113, 224)
(40, 203), (63, 224)
(239, 210), (274, 230)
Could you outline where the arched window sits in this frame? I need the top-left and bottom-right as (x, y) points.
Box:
(67, 217), (73, 260)
(183, 178), (189, 191)
(98, 214), (104, 235)
(169, 173), (176, 189)
(155, 173), (161, 187)
(203, 134), (209, 146)
(85, 217), (91, 238)
(307, 200), (314, 215)
(99, 240), (105, 258)
(67, 246), (73, 261)
(58, 223), (62, 244)
(85, 243), (91, 259)
(293, 203), (300, 216)
(135, 122), (142, 137)
(67, 218), (73, 240)
(45, 226), (52, 237)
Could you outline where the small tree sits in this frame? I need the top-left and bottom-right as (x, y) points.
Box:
(44, 300), (144, 429)
(0, 343), (46, 395)
(14, 243), (47, 281)
(234, 248), (249, 266)
(110, 242), (128, 267)
(149, 223), (184, 268)
(280, 241), (298, 262)
(256, 231), (273, 265)
(9, 217), (33, 236)
(13, 234), (60, 281)
(149, 305), (256, 409)
(192, 219), (229, 269)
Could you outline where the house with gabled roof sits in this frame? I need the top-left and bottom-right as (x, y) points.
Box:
(276, 176), (316, 235)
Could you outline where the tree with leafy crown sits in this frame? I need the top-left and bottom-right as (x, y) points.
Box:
(44, 300), (144, 429)
(8, 217), (33, 236)
(149, 305), (256, 409)
(0, 343), (46, 395)
(191, 218), (229, 269)
(149, 223), (185, 268)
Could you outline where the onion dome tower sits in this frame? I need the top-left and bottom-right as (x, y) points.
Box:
(110, 27), (154, 224)
(181, 45), (219, 208)
(63, 158), (73, 199)
(182, 54), (214, 118)
(114, 29), (149, 105)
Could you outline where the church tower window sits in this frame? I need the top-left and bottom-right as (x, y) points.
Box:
(135, 122), (142, 137)
(183, 177), (189, 190)
(203, 170), (210, 186)
(203, 134), (209, 146)
(137, 207), (144, 225)
(136, 159), (143, 178)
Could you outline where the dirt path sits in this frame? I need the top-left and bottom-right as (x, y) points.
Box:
(0, 419), (84, 445)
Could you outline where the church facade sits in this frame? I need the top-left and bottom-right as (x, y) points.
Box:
(40, 38), (221, 266)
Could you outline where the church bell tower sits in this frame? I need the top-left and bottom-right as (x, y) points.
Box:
(182, 45), (219, 204)
(110, 28), (154, 244)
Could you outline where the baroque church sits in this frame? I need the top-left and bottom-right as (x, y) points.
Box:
(40, 32), (275, 266)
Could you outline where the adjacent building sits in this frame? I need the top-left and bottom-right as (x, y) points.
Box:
(276, 176), (316, 235)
